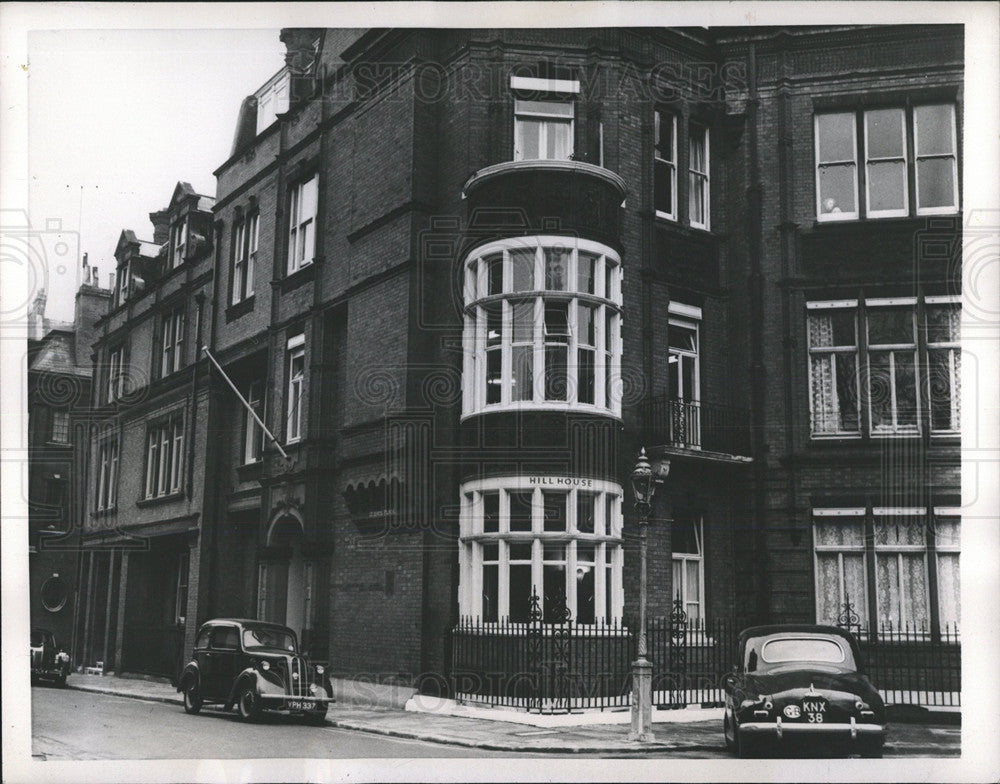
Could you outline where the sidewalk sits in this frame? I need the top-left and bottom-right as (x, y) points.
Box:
(64, 673), (724, 753)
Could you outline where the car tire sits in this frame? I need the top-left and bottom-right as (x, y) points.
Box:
(182, 678), (202, 715)
(237, 686), (261, 722)
(303, 710), (327, 726)
(723, 715), (736, 752)
(859, 739), (884, 759)
(55, 673), (67, 688)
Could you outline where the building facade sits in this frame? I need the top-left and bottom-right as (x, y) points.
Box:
(75, 25), (962, 701)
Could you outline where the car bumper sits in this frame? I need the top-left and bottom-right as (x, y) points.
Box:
(740, 717), (885, 742)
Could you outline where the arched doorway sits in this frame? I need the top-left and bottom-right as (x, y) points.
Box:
(259, 514), (312, 646)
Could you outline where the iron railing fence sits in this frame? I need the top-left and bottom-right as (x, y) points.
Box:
(448, 611), (961, 712)
(640, 396), (752, 457)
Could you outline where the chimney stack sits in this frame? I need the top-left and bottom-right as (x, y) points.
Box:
(149, 208), (170, 246)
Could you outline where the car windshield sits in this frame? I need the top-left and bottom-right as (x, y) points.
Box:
(241, 627), (297, 652)
(761, 637), (846, 664)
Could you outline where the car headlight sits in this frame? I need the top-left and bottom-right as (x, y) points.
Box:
(56, 652), (70, 663)
(260, 660), (270, 671)
(315, 665), (324, 675)
(855, 700), (868, 711)
(763, 696), (773, 711)
(309, 683), (320, 695)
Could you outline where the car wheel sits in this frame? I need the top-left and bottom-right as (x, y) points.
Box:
(55, 673), (67, 688)
(182, 678), (202, 715)
(723, 715), (736, 752)
(237, 686), (261, 722)
(859, 739), (884, 758)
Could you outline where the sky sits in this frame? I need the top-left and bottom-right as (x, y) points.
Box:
(26, 28), (285, 321)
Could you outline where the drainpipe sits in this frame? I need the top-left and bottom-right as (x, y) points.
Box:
(745, 41), (770, 624)
(187, 292), (205, 499)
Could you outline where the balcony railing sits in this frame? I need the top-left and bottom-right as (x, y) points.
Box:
(640, 396), (752, 458)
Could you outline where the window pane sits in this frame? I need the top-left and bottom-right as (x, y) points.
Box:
(866, 109), (904, 158)
(875, 519), (924, 547)
(543, 549), (566, 622)
(545, 346), (568, 400)
(655, 110), (674, 160)
(515, 119), (541, 160)
(914, 105), (955, 155)
(577, 543), (595, 564)
(576, 557), (595, 624)
(510, 249), (535, 291)
(486, 305), (502, 346)
(814, 519), (864, 547)
(876, 555), (900, 627)
(483, 491), (499, 533)
(576, 348), (595, 404)
(511, 345), (533, 402)
(483, 563), (498, 622)
(894, 351), (918, 426)
(577, 252), (597, 294)
(868, 308), (913, 345)
(815, 553), (842, 625)
(668, 323), (697, 352)
(577, 492), (596, 533)
(509, 564), (533, 622)
(547, 120), (572, 160)
(544, 302), (569, 338)
(509, 491), (533, 531)
(689, 130), (707, 171)
(835, 353), (859, 431)
(917, 158), (956, 209)
(868, 161), (906, 212)
(819, 165), (856, 214)
(673, 519), (698, 554)
(868, 351), (893, 429)
(654, 159), (673, 214)
(542, 491), (567, 532)
(686, 560), (700, 603)
(929, 348), (956, 431)
(485, 253), (503, 295)
(483, 542), (499, 561)
(843, 554), (868, 627)
(689, 174), (707, 225)
(486, 349), (502, 404)
(925, 304), (960, 344)
(517, 99), (574, 117)
(578, 303), (596, 346)
(817, 113), (855, 161)
(512, 300), (534, 342)
(509, 543), (532, 561)
(937, 552), (960, 630)
(901, 554), (929, 629)
(544, 248), (570, 290)
(935, 517), (960, 548)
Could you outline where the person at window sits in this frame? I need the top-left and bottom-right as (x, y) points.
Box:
(823, 197), (842, 214)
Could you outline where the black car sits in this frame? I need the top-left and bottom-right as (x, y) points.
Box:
(723, 624), (887, 758)
(177, 619), (334, 724)
(30, 627), (71, 687)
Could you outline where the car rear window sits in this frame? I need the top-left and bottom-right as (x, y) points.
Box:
(760, 637), (846, 664)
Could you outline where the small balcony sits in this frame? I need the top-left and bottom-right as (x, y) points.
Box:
(639, 396), (752, 462)
(462, 159), (627, 251)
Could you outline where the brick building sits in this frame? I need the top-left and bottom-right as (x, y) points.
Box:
(28, 268), (110, 656)
(75, 25), (962, 704)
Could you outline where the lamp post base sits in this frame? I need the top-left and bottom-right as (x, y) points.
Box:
(627, 657), (655, 742)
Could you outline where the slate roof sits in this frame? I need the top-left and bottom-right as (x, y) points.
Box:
(28, 331), (91, 377)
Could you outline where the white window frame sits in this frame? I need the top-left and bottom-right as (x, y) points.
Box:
(287, 176), (318, 274)
(231, 213), (258, 306)
(806, 301), (862, 437)
(458, 477), (624, 625)
(462, 236), (623, 419)
(925, 296), (961, 434)
(171, 217), (188, 268)
(115, 262), (130, 307)
(671, 516), (705, 622)
(107, 345), (125, 403)
(866, 299), (919, 435)
(144, 414), (184, 499)
(96, 437), (119, 511)
(914, 103), (959, 216)
(873, 510), (931, 633)
(688, 124), (710, 230)
(932, 511), (960, 633)
(513, 99), (574, 161)
(864, 108), (909, 219)
(815, 112), (860, 221)
(160, 307), (186, 377)
(286, 335), (305, 444)
(812, 509), (869, 631)
(654, 110), (677, 221)
(243, 379), (265, 464)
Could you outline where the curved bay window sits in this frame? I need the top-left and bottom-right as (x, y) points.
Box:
(462, 237), (622, 417)
(458, 478), (624, 624)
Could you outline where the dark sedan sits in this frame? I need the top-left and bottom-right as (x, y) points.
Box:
(177, 619), (334, 724)
(30, 628), (71, 687)
(723, 624), (886, 758)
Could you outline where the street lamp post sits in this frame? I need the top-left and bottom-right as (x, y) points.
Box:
(628, 447), (667, 742)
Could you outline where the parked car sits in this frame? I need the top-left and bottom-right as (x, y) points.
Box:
(30, 627), (71, 687)
(177, 619), (333, 724)
(723, 624), (886, 758)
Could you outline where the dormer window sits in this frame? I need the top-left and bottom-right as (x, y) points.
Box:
(170, 217), (188, 268)
(115, 261), (130, 307)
